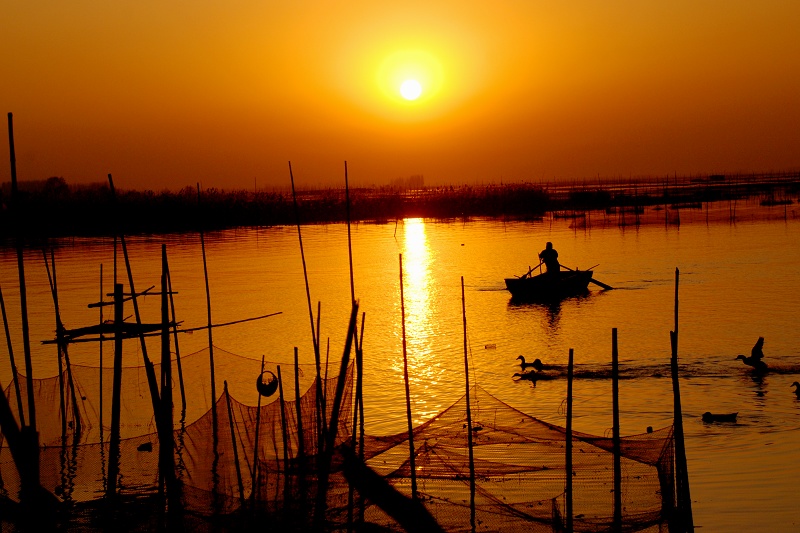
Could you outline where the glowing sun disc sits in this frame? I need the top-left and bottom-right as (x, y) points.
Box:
(400, 79), (422, 100)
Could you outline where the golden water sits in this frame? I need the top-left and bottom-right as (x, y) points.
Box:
(1, 204), (799, 531)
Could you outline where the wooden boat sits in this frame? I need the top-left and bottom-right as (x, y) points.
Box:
(505, 269), (593, 301)
(702, 412), (738, 423)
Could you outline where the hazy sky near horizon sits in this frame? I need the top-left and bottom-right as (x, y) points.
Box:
(3, 1), (800, 190)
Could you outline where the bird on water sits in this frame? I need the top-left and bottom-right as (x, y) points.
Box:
(517, 355), (543, 371)
(791, 382), (800, 398)
(735, 336), (768, 373)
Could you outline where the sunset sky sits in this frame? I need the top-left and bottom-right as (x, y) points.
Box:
(3, 1), (800, 190)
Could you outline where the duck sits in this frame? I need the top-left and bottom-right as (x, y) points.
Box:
(791, 382), (800, 397)
(701, 412), (738, 423)
(517, 355), (544, 371)
(735, 336), (768, 373)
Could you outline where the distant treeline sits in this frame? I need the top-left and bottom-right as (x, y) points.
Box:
(1, 173), (798, 238)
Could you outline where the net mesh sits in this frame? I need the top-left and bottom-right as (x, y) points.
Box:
(0, 346), (675, 531)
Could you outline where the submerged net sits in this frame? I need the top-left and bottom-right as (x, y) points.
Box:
(0, 346), (676, 531)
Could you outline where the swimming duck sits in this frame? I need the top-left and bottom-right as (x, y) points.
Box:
(791, 382), (800, 397)
(735, 336), (768, 372)
(517, 355), (543, 371)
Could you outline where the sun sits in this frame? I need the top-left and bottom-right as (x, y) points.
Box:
(399, 79), (422, 101)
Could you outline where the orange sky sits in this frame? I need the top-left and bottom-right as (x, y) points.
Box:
(3, 2), (800, 190)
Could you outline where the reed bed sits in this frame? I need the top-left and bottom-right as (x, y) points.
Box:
(1, 172), (798, 238)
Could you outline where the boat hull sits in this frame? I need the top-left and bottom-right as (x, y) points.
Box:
(505, 270), (593, 301)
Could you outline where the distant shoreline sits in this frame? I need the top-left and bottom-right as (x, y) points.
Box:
(2, 172), (798, 239)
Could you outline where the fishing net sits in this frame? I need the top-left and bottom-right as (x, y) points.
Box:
(0, 346), (675, 531)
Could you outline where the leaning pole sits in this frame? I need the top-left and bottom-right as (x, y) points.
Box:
(670, 268), (694, 531)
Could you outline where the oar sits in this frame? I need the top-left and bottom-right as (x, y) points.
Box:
(517, 261), (543, 279)
(561, 265), (613, 290)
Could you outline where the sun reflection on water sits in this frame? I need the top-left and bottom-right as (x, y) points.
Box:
(396, 218), (443, 422)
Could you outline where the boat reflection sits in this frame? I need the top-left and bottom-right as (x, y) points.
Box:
(507, 292), (592, 332)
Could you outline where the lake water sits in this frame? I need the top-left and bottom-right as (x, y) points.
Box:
(0, 202), (799, 531)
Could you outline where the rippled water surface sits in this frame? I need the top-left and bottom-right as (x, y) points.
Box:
(1, 207), (799, 531)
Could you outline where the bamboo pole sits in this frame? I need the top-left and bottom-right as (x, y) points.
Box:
(196, 183), (221, 512)
(347, 312), (366, 531)
(224, 381), (245, 506)
(399, 255), (417, 499)
(251, 355), (265, 507)
(99, 265), (103, 442)
(7, 113), (38, 450)
(566, 348), (574, 533)
(0, 284), (25, 426)
(288, 162), (325, 457)
(160, 245), (179, 512)
(313, 302), (359, 531)
(293, 348), (305, 467)
(461, 277), (476, 533)
(107, 176), (163, 427)
(166, 259), (187, 414)
(277, 366), (290, 501)
(345, 161), (355, 303)
(612, 328), (622, 530)
(44, 250), (82, 436)
(670, 268), (694, 531)
(197, 184), (218, 431)
(293, 347), (309, 515)
(318, 302), (327, 439)
(356, 313), (366, 523)
(107, 283), (124, 498)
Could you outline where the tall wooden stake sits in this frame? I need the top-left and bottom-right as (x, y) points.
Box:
(348, 312), (366, 531)
(277, 366), (291, 501)
(345, 161), (355, 303)
(461, 277), (476, 533)
(7, 113), (37, 438)
(313, 302), (359, 532)
(197, 184), (218, 432)
(289, 162), (325, 457)
(99, 265), (104, 441)
(107, 176), (160, 407)
(612, 328), (622, 530)
(107, 283), (124, 498)
(196, 183), (220, 512)
(0, 284), (25, 425)
(293, 347), (309, 516)
(224, 381), (245, 506)
(166, 260), (187, 414)
(670, 268), (694, 531)
(294, 348), (306, 468)
(399, 255), (417, 499)
(251, 355), (265, 507)
(566, 348), (574, 533)
(44, 250), (82, 436)
(7, 114), (44, 507)
(160, 245), (179, 512)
